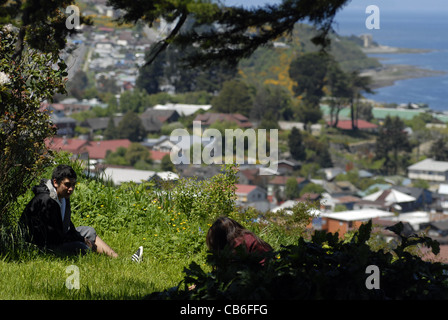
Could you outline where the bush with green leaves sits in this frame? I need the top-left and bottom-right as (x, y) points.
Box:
(0, 25), (67, 225)
(149, 221), (448, 300)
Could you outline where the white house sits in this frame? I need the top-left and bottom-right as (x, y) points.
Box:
(100, 167), (178, 185)
(408, 158), (448, 182)
(153, 103), (212, 117)
(235, 184), (270, 212)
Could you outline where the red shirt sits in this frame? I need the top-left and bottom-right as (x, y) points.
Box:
(233, 233), (271, 265)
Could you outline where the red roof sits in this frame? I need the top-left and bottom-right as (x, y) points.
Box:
(84, 139), (132, 159)
(269, 176), (307, 185)
(194, 113), (253, 128)
(327, 120), (378, 130)
(150, 150), (170, 161)
(235, 184), (258, 195)
(45, 137), (89, 154)
(46, 138), (132, 160)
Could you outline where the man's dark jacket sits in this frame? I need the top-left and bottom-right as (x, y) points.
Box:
(20, 179), (84, 247)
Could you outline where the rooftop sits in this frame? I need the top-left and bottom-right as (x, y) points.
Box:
(408, 158), (448, 172)
(319, 209), (394, 222)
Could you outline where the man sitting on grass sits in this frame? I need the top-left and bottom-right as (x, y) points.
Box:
(20, 164), (143, 262)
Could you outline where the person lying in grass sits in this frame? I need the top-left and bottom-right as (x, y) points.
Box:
(19, 164), (143, 262)
(206, 216), (272, 266)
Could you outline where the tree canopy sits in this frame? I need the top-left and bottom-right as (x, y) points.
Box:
(107, 0), (351, 67)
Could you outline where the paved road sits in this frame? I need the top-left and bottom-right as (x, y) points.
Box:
(64, 42), (88, 80)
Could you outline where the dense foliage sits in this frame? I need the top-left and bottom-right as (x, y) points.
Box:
(107, 0), (351, 67)
(0, 25), (67, 224)
(149, 221), (448, 300)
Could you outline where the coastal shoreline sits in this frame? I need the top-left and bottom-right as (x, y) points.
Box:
(359, 45), (446, 89)
(361, 45), (432, 55)
(360, 64), (446, 89)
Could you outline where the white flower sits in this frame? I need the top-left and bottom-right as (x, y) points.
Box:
(0, 71), (11, 86)
(2, 24), (13, 33)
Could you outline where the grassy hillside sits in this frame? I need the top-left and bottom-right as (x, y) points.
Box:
(0, 154), (306, 299)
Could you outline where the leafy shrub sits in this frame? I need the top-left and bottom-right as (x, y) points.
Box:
(0, 25), (66, 224)
(67, 164), (241, 260)
(149, 221), (448, 300)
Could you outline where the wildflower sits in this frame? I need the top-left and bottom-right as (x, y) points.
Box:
(158, 206), (161, 209)
(2, 24), (16, 35)
(154, 234), (158, 236)
(0, 72), (10, 86)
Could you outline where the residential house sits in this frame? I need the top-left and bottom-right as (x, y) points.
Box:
(100, 166), (178, 186)
(420, 219), (448, 241)
(84, 139), (132, 161)
(139, 115), (163, 134)
(271, 199), (320, 214)
(152, 134), (216, 162)
(322, 167), (345, 181)
(80, 114), (162, 135)
(153, 103), (212, 116)
(392, 186), (432, 211)
(80, 116), (123, 134)
(149, 150), (171, 164)
(434, 184), (448, 213)
(298, 192), (322, 203)
(375, 211), (433, 234)
(266, 176), (309, 199)
(51, 114), (77, 137)
(318, 209), (394, 237)
(194, 113), (253, 129)
(407, 158), (448, 182)
(237, 168), (262, 186)
(354, 189), (416, 213)
(46, 137), (132, 162)
(278, 121), (322, 136)
(175, 165), (222, 181)
(235, 184), (270, 212)
(140, 108), (180, 124)
(152, 136), (177, 152)
(321, 194), (361, 211)
(326, 119), (378, 132)
(42, 101), (91, 116)
(274, 159), (301, 175)
(322, 180), (360, 197)
(45, 137), (89, 157)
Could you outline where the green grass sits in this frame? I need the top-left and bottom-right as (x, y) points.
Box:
(0, 234), (209, 300)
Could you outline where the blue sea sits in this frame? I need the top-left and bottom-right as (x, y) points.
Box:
(333, 9), (448, 111)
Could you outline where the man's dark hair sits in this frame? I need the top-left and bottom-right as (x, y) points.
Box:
(52, 165), (77, 184)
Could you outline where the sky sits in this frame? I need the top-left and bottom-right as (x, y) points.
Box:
(222, 0), (448, 13)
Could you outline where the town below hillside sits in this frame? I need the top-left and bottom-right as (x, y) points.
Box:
(45, 0), (448, 262)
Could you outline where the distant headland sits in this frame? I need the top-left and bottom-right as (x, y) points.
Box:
(357, 34), (446, 89)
